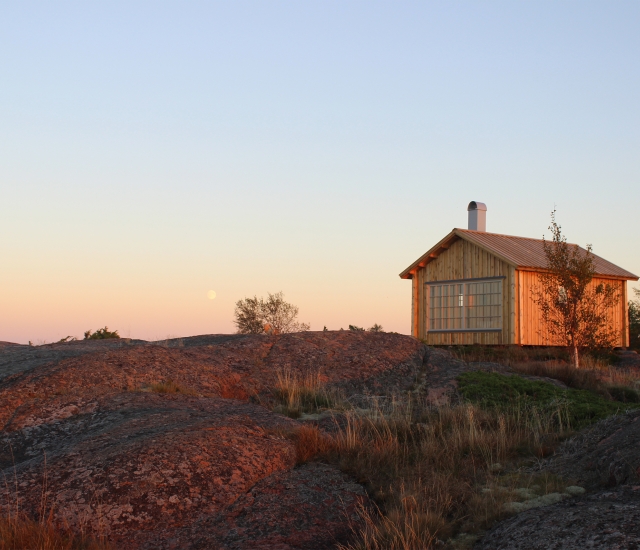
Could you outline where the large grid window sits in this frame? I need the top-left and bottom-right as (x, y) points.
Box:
(428, 279), (502, 331)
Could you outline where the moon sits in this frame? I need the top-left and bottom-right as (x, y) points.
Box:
(207, 290), (217, 300)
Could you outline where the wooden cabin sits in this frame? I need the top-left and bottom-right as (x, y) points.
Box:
(400, 202), (638, 346)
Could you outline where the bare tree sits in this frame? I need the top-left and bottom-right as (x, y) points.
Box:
(533, 210), (620, 368)
(234, 292), (310, 334)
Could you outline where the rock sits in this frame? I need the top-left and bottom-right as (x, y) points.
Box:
(185, 463), (368, 549)
(503, 492), (566, 513)
(475, 485), (640, 550)
(564, 485), (586, 496)
(0, 331), (422, 548)
(0, 393), (300, 548)
(479, 409), (640, 550)
(542, 409), (640, 490)
(0, 332), (427, 432)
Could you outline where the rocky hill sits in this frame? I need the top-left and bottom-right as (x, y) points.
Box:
(0, 332), (425, 549)
(2, 333), (639, 549)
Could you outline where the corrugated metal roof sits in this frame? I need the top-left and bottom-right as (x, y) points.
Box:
(457, 229), (637, 278)
(399, 228), (638, 280)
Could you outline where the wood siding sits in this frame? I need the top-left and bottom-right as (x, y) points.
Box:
(516, 271), (627, 347)
(415, 238), (516, 345)
(410, 236), (629, 347)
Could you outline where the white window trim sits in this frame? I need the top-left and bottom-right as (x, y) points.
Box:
(425, 276), (504, 333)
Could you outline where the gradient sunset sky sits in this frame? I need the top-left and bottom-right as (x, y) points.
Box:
(2, 1), (639, 344)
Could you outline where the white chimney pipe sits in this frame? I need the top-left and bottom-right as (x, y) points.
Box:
(467, 201), (487, 232)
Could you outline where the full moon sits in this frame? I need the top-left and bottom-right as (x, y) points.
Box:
(207, 290), (217, 300)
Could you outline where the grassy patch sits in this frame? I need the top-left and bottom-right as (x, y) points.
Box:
(457, 371), (638, 429)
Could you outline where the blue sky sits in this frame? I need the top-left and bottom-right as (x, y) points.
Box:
(1, 1), (639, 342)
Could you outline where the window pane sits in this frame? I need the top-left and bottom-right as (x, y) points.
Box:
(429, 279), (502, 332)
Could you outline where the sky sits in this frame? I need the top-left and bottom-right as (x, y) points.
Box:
(1, 1), (639, 344)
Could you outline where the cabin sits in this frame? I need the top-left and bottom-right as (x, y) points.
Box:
(400, 202), (638, 346)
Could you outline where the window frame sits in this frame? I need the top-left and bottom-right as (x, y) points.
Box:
(425, 276), (504, 333)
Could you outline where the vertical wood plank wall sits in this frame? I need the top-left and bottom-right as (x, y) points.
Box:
(411, 276), (419, 337)
(417, 238), (516, 345)
(516, 271), (626, 347)
(411, 236), (629, 347)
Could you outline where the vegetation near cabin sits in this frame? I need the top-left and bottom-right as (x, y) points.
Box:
(2, 331), (640, 548)
(83, 327), (120, 340)
(630, 288), (640, 350)
(234, 292), (310, 334)
(533, 211), (620, 368)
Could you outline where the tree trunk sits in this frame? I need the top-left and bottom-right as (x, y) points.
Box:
(572, 343), (580, 369)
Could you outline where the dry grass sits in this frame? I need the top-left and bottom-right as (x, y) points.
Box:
(0, 514), (111, 550)
(271, 347), (639, 548)
(448, 345), (640, 403)
(509, 360), (640, 402)
(288, 424), (334, 464)
(272, 368), (346, 418)
(276, 396), (574, 550)
(446, 345), (570, 366)
(148, 379), (196, 395)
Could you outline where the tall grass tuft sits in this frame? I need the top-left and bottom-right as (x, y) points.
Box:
(273, 368), (344, 418)
(0, 513), (111, 550)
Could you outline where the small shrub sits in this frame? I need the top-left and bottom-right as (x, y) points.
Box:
(84, 327), (120, 340)
(349, 325), (365, 331)
(234, 292), (310, 334)
(368, 324), (384, 332)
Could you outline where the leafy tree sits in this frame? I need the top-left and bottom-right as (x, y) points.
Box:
(234, 292), (310, 334)
(233, 296), (264, 334)
(84, 327), (120, 340)
(630, 288), (640, 350)
(533, 211), (619, 368)
(368, 324), (384, 332)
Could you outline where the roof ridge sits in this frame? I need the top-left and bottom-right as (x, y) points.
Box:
(455, 228), (581, 248)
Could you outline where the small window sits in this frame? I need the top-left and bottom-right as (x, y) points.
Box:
(427, 278), (502, 331)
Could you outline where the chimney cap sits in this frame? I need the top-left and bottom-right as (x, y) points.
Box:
(467, 201), (487, 212)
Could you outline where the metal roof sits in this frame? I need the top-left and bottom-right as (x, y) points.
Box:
(400, 228), (638, 280)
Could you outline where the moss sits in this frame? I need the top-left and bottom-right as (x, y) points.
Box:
(457, 371), (639, 429)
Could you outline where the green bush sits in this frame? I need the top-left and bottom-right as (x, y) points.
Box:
(457, 371), (639, 429)
(84, 327), (120, 340)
